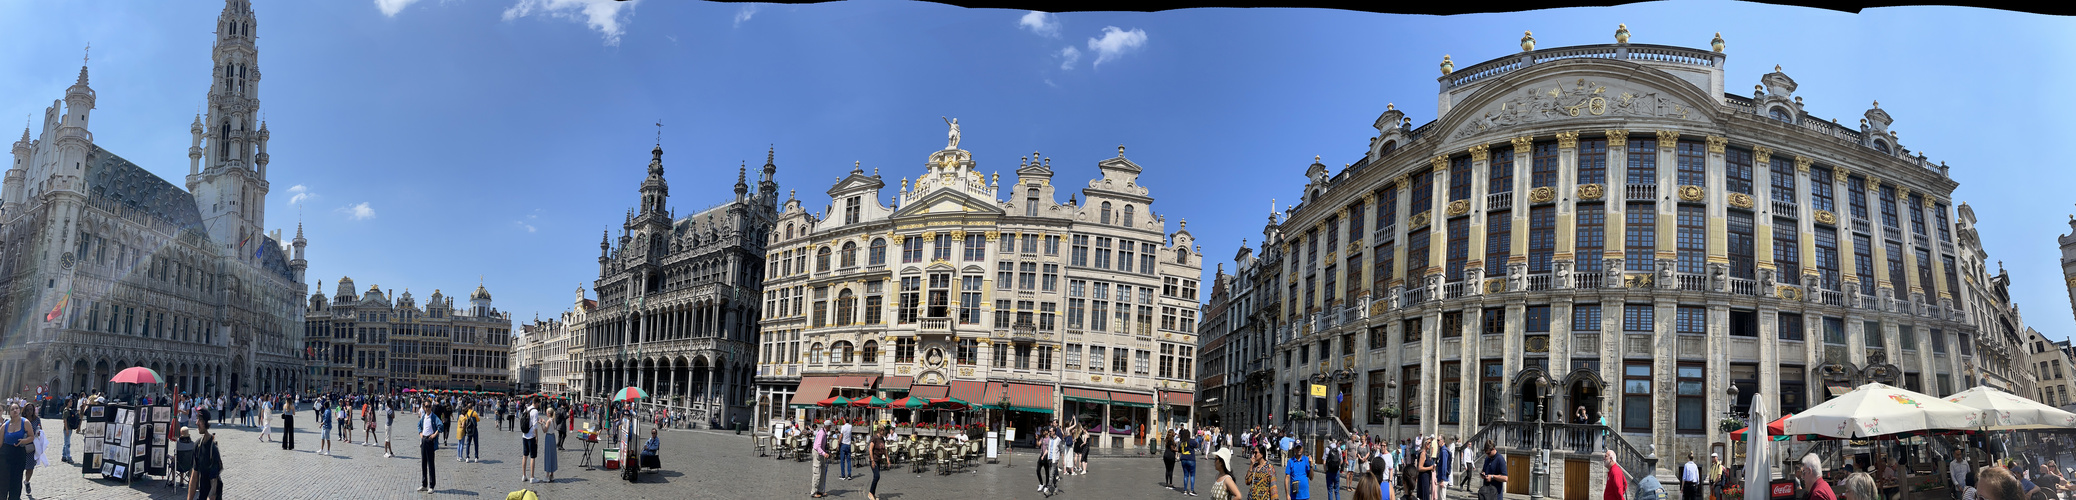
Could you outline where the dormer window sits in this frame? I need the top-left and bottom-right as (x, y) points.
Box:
(1123, 205), (1135, 227)
(1873, 140), (1891, 154)
(1100, 202), (1112, 224)
(1769, 107), (1793, 123)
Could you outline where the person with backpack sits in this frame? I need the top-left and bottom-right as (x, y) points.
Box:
(1324, 441), (1343, 500)
(188, 419), (223, 500)
(59, 403), (78, 463)
(1181, 428), (1202, 496)
(417, 402), (441, 493)
(519, 402), (538, 484)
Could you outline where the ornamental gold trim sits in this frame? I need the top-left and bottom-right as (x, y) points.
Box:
(1656, 130), (1681, 142)
(1528, 186), (1556, 204)
(1446, 200), (1471, 217)
(1485, 278), (1505, 294)
(1326, 251), (1338, 263)
(1348, 239), (1362, 250)
(1605, 129), (1629, 147)
(1511, 136), (1535, 152)
(1409, 211), (1433, 229)
(890, 234), (905, 244)
(1578, 183), (1605, 200)
(1776, 286), (1802, 301)
(1752, 146), (1773, 164)
(1814, 210), (1838, 225)
(1677, 185), (1705, 202)
(1728, 192), (1754, 209)
(1897, 186), (1913, 200)
(950, 230), (966, 240)
(1625, 273), (1653, 288)
(1868, 177), (1883, 190)
(1794, 155), (1813, 173)
(1706, 135), (1728, 154)
(1468, 144), (1491, 162)
(1555, 131), (1580, 149)
(1430, 155), (1450, 170)
(1919, 196), (1933, 208)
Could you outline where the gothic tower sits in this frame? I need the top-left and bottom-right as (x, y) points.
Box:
(188, 0), (271, 255)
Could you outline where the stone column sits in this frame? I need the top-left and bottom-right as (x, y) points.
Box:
(1753, 148), (1777, 283)
(1927, 196), (1952, 307)
(1509, 136), (1533, 281)
(1654, 131), (1680, 276)
(1555, 131), (1580, 286)
(1705, 136), (1730, 287)
(1466, 144), (1490, 290)
(1796, 156), (1819, 290)
(1605, 130), (1630, 274)
(1899, 187), (1924, 303)
(1427, 156), (1449, 287)
(1868, 177), (1893, 305)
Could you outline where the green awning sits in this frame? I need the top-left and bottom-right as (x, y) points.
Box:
(1062, 387), (1111, 404)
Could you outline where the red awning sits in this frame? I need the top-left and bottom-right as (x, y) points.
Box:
(909, 384), (949, 399)
(1161, 391), (1195, 407)
(948, 380), (987, 403)
(829, 375), (879, 390)
(1062, 387), (1112, 404)
(1109, 391), (1156, 408)
(788, 376), (838, 407)
(881, 376), (914, 391)
(1007, 383), (1054, 413)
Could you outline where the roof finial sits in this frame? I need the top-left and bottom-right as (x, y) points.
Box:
(1775, 64), (1782, 73)
(84, 43), (90, 66)
(654, 119), (663, 146)
(1118, 144), (1125, 157)
(767, 145), (774, 164)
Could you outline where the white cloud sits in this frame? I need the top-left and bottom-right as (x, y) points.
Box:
(512, 220), (537, 233)
(339, 202), (376, 221)
(374, 0), (424, 16)
(287, 184), (318, 205)
(1057, 46), (1081, 70)
(502, 0), (639, 46)
(1018, 11), (1060, 38)
(733, 5), (757, 28)
(1086, 26), (1148, 69)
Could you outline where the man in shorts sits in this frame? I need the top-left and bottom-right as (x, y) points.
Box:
(520, 402), (539, 483)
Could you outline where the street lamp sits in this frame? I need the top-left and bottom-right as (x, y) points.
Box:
(1529, 372), (1556, 500)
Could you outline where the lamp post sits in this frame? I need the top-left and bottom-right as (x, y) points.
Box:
(1529, 372), (1555, 500)
(1386, 376), (1400, 445)
(999, 381), (1012, 466)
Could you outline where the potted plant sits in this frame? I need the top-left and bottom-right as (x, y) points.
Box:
(1375, 404), (1401, 421)
(1718, 416), (1746, 434)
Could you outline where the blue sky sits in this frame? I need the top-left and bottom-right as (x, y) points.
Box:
(4, 0), (2075, 340)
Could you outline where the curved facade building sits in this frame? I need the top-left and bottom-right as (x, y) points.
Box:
(1268, 34), (2015, 469)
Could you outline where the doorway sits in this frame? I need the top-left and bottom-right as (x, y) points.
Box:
(1337, 383), (1353, 425)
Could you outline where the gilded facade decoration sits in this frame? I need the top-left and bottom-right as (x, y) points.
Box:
(1814, 209), (1838, 225)
(1678, 185), (1705, 202)
(1446, 199), (1470, 216)
(1728, 192), (1755, 209)
(1449, 79), (1695, 140)
(1555, 131), (1580, 149)
(1528, 186), (1556, 204)
(1578, 183), (1605, 200)
(1753, 146), (1773, 164)
(1706, 135), (1728, 153)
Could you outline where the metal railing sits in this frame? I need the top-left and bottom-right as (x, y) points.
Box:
(1626, 184), (1657, 201)
(1487, 192), (1513, 213)
(1463, 421), (1656, 483)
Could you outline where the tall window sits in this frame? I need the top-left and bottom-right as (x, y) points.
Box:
(1865, 320), (1884, 350)
(1815, 228), (1840, 290)
(1449, 156), (1473, 202)
(841, 242), (858, 268)
(1572, 304), (1601, 332)
(1441, 311), (1463, 338)
(1481, 307), (1506, 336)
(1479, 361), (1504, 425)
(1019, 262), (1038, 290)
(1676, 140), (1706, 186)
(865, 293), (883, 325)
(1095, 237), (1113, 269)
(1847, 176), (1869, 220)
(933, 234), (953, 261)
(1625, 203), (1655, 271)
(1446, 218), (1470, 281)
(1778, 312), (1804, 341)
(1117, 238), (1136, 273)
(1379, 184), (1399, 229)
(1042, 264), (1059, 292)
(1909, 194), (1928, 235)
(1485, 211), (1510, 276)
(1623, 304), (1654, 332)
(1373, 241), (1396, 291)
(1879, 186), (1900, 228)
(1100, 202), (1112, 225)
(997, 262), (1014, 290)
(896, 338), (916, 363)
(1528, 205), (1555, 274)
(1626, 139), (1657, 186)
(901, 237), (923, 263)
(1728, 211), (1755, 279)
(1489, 146), (1514, 194)
(1725, 148), (1754, 194)
(870, 238), (887, 266)
(1914, 247), (1934, 297)
(1854, 234), (1876, 296)
(844, 196), (861, 224)
(1823, 316), (1845, 345)
(1935, 203), (1952, 242)
(1676, 306), (1706, 335)
(959, 276), (983, 324)
(1770, 156), (1797, 205)
(1810, 166), (1835, 213)
(1348, 201), (1366, 242)
(1071, 235), (1089, 267)
(1123, 205), (1135, 227)
(1440, 360), (1462, 424)
(1531, 141), (1558, 188)
(1885, 240), (1905, 294)
(1775, 218), (1801, 285)
(1398, 366), (1422, 425)
(1676, 205), (1705, 274)
(836, 290), (856, 325)
(816, 247), (832, 272)
(1407, 229), (1431, 279)
(1623, 362), (1652, 433)
(1578, 138), (1608, 185)
(1525, 305), (1551, 333)
(1676, 363), (1706, 434)
(897, 277), (921, 323)
(1944, 255), (1961, 297)
(963, 234), (986, 261)
(1410, 170), (1435, 217)
(1576, 204), (1605, 274)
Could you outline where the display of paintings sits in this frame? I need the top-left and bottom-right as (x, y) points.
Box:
(99, 461), (112, 476)
(148, 452), (163, 469)
(111, 464), (126, 480)
(89, 405), (105, 421)
(81, 422), (103, 439)
(116, 408), (134, 425)
(152, 407), (171, 423)
(152, 424), (167, 446)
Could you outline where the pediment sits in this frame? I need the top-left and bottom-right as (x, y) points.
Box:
(1442, 60), (1719, 142)
(893, 188), (1004, 218)
(826, 171), (886, 197)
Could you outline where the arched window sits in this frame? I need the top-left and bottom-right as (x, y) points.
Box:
(841, 242), (858, 268)
(868, 238), (887, 266)
(785, 223), (793, 239)
(1873, 140), (1891, 154)
(810, 343), (825, 364)
(1177, 248), (1190, 264)
(861, 340), (879, 364)
(837, 290), (856, 325)
(219, 123), (230, 157)
(816, 247), (831, 272)
(1123, 205), (1135, 227)
(1100, 202), (1113, 224)
(837, 341), (855, 364)
(1769, 107), (1793, 123)
(1027, 189), (1040, 217)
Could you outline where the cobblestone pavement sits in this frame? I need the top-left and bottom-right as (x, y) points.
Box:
(25, 413), (1348, 500)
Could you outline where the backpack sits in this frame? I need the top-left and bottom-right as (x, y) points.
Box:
(196, 437), (224, 474)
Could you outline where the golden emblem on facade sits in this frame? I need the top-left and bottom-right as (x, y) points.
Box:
(1728, 192), (1754, 209)
(1777, 286), (1802, 301)
(1446, 200), (1470, 217)
(1529, 187), (1555, 204)
(1578, 183), (1605, 200)
(1814, 210), (1838, 225)
(1410, 211), (1432, 229)
(1485, 279), (1504, 294)
(1625, 274), (1653, 288)
(1678, 185), (1705, 202)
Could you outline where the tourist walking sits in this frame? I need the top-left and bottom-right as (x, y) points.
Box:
(0, 404), (27, 500)
(868, 426), (889, 500)
(1249, 445), (1279, 500)
(811, 421), (830, 498)
(464, 404), (481, 462)
(417, 403), (440, 493)
(1286, 442), (1314, 500)
(257, 399), (272, 443)
(520, 402), (538, 483)
(189, 420), (223, 500)
(456, 406), (474, 462)
(1182, 430), (1201, 495)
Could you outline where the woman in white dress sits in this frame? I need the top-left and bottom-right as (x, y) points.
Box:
(257, 400), (272, 443)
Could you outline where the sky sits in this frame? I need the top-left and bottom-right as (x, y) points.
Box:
(3, 0), (2074, 340)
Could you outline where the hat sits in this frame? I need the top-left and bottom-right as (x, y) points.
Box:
(1214, 447), (1234, 464)
(1711, 452), (1719, 458)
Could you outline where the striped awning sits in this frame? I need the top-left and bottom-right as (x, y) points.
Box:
(1109, 391), (1156, 408)
(1063, 387), (1111, 404)
(788, 377), (838, 408)
(909, 384), (949, 399)
(982, 382), (1055, 413)
(880, 376), (914, 392)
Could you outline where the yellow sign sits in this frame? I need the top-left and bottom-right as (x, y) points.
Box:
(1310, 384), (1327, 398)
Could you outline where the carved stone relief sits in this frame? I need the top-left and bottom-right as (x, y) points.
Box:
(1453, 78), (1700, 140)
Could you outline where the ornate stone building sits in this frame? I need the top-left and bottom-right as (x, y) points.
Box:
(578, 144), (772, 426)
(1199, 222), (1286, 430)
(303, 278), (512, 394)
(1260, 30), (2026, 482)
(759, 125), (1203, 448)
(0, 0), (307, 397)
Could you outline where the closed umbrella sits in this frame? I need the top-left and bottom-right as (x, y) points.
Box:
(1745, 393), (1770, 500)
(1783, 383), (1982, 439)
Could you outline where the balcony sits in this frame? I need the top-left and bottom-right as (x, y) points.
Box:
(1625, 184), (1656, 201)
(1401, 287), (1429, 306)
(1772, 200), (1798, 219)
(1486, 192), (1513, 213)
(1524, 274), (1552, 291)
(1676, 273), (1707, 291)
(1442, 281), (1470, 299)
(1573, 272), (1603, 289)
(1729, 277), (1759, 296)
(1011, 323), (1037, 342)
(1816, 289), (1845, 306)
(919, 318), (952, 333)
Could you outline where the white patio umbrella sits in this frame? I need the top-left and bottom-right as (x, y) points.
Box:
(1943, 385), (2076, 430)
(1745, 393), (1770, 500)
(1782, 383), (1984, 439)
